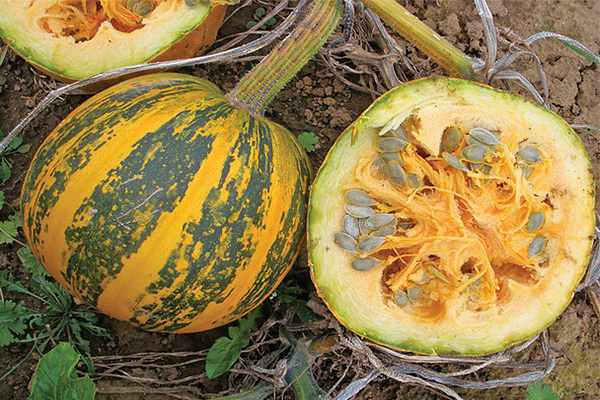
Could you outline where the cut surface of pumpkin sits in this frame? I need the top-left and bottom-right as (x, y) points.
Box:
(308, 77), (595, 356)
(0, 0), (227, 81)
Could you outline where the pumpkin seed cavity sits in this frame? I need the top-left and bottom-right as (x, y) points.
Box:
(334, 123), (552, 312)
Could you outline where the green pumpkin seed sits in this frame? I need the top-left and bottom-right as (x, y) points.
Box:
(365, 214), (396, 230)
(407, 173), (423, 188)
(333, 232), (358, 253)
(346, 189), (376, 207)
(441, 126), (461, 153)
(394, 290), (409, 307)
(461, 144), (488, 163)
(352, 257), (381, 271)
(526, 211), (545, 232)
(344, 204), (376, 219)
(442, 152), (470, 172)
(357, 236), (387, 252)
(468, 127), (503, 147)
(376, 137), (408, 153)
(343, 215), (360, 240)
(127, 0), (155, 16)
(386, 160), (407, 186)
(379, 152), (403, 163)
(373, 225), (396, 237)
(517, 146), (543, 164)
(529, 235), (547, 258)
(407, 286), (421, 300)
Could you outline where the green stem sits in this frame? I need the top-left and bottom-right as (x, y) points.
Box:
(228, 0), (342, 116)
(361, 0), (478, 80)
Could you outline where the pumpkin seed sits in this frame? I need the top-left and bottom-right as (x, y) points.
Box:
(344, 204), (376, 219)
(407, 286), (421, 300)
(185, 0), (204, 6)
(352, 257), (381, 271)
(397, 219), (415, 230)
(376, 137), (408, 153)
(469, 127), (503, 147)
(526, 211), (545, 232)
(441, 126), (461, 153)
(373, 225), (396, 237)
(529, 235), (547, 258)
(357, 236), (387, 252)
(517, 146), (543, 164)
(343, 215), (360, 240)
(127, 0), (156, 16)
(386, 160), (407, 186)
(346, 189), (376, 207)
(521, 166), (534, 179)
(394, 125), (411, 142)
(394, 290), (409, 307)
(469, 162), (484, 172)
(407, 173), (423, 189)
(333, 232), (358, 253)
(442, 152), (470, 172)
(365, 213), (396, 230)
(411, 273), (431, 285)
(358, 218), (371, 235)
(379, 151), (403, 163)
(461, 144), (488, 163)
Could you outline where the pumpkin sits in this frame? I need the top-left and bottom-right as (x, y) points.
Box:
(308, 77), (595, 356)
(0, 0), (227, 83)
(21, 72), (311, 333)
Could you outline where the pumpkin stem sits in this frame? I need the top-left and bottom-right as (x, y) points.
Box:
(361, 0), (479, 80)
(227, 0), (342, 116)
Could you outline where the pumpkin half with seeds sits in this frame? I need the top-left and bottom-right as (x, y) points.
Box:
(308, 77), (595, 356)
(0, 0), (227, 83)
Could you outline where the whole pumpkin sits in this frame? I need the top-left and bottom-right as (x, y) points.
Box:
(21, 73), (311, 333)
(308, 77), (595, 356)
(0, 0), (227, 83)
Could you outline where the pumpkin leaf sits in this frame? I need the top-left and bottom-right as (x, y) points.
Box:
(0, 190), (4, 211)
(298, 132), (319, 152)
(526, 381), (560, 400)
(0, 159), (11, 183)
(0, 219), (19, 245)
(205, 308), (261, 379)
(28, 342), (96, 400)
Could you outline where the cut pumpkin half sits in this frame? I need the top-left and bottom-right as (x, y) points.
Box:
(308, 77), (595, 356)
(0, 0), (228, 82)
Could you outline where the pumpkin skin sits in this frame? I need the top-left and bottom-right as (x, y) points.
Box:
(0, 0), (226, 83)
(308, 77), (595, 356)
(21, 72), (311, 333)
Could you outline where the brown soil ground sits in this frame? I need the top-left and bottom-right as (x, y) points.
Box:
(0, 1), (599, 399)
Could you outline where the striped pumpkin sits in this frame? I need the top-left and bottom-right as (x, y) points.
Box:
(21, 73), (311, 333)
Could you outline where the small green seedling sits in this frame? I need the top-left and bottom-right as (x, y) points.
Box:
(526, 381), (560, 400)
(246, 7), (277, 29)
(298, 131), (320, 152)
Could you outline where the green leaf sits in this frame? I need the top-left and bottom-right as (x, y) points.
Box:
(0, 218), (19, 244)
(0, 300), (31, 346)
(0, 159), (11, 183)
(0, 190), (4, 211)
(205, 308), (261, 379)
(526, 381), (560, 400)
(297, 132), (320, 152)
(28, 342), (96, 400)
(17, 144), (31, 154)
(18, 246), (49, 277)
(5, 136), (23, 153)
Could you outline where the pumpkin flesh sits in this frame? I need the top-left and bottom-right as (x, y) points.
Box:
(21, 73), (311, 333)
(0, 0), (226, 82)
(308, 77), (594, 356)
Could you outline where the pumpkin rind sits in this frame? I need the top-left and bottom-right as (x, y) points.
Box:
(21, 73), (311, 333)
(308, 77), (595, 356)
(0, 1), (226, 83)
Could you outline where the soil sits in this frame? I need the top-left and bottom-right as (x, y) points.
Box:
(1, 1), (599, 399)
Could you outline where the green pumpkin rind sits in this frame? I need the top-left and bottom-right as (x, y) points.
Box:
(21, 72), (311, 333)
(308, 77), (594, 356)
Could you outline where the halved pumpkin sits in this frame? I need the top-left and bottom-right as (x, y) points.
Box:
(308, 77), (595, 356)
(0, 0), (228, 82)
